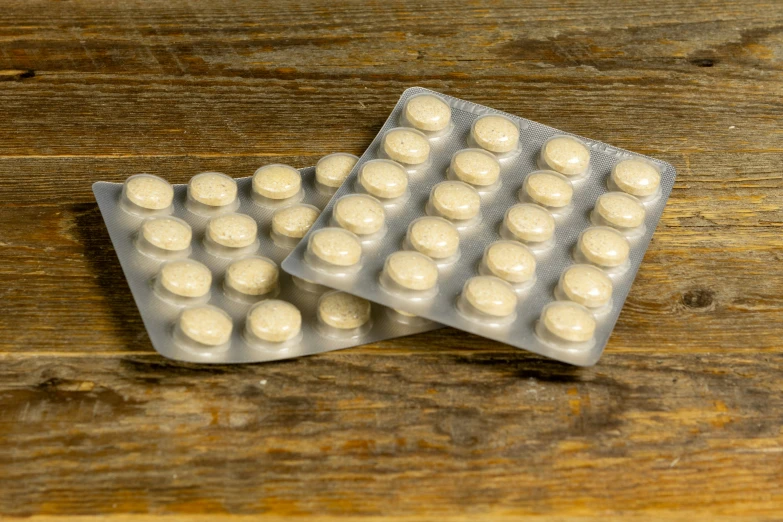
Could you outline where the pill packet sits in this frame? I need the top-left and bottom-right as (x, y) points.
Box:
(93, 162), (440, 364)
(282, 87), (676, 366)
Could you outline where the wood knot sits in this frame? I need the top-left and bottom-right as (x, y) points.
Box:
(682, 289), (715, 310)
(690, 58), (715, 67)
(0, 69), (35, 81)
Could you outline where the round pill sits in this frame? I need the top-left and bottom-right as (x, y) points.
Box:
(318, 292), (371, 330)
(485, 241), (536, 284)
(404, 95), (451, 132)
(541, 136), (590, 176)
(207, 213), (257, 248)
(179, 306), (233, 346)
(333, 194), (385, 236)
(595, 192), (646, 229)
(472, 115), (519, 154)
(385, 251), (439, 291)
(541, 301), (596, 343)
(524, 171), (573, 208)
(253, 164), (302, 200)
(579, 227), (630, 267)
(189, 172), (237, 207)
(160, 260), (212, 298)
(430, 181), (481, 221)
(408, 217), (460, 259)
(225, 256), (279, 296)
(310, 228), (362, 267)
(504, 204), (555, 243)
(612, 159), (661, 197)
(560, 265), (613, 308)
(463, 276), (518, 317)
(272, 204), (320, 239)
(383, 128), (430, 165)
(359, 160), (409, 199)
(125, 174), (174, 210)
(141, 217), (191, 251)
(316, 153), (359, 188)
(451, 149), (501, 187)
(247, 300), (302, 343)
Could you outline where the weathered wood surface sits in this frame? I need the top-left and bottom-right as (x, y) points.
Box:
(0, 0), (782, 519)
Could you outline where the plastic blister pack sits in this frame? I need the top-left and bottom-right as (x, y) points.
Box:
(93, 163), (440, 364)
(283, 87), (676, 366)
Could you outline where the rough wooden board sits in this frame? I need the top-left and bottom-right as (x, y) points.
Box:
(0, 0), (782, 518)
(0, 352), (782, 518)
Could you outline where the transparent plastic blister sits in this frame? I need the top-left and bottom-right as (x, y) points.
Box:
(354, 159), (412, 208)
(400, 93), (455, 140)
(379, 127), (433, 174)
(537, 134), (593, 182)
(121, 174), (175, 217)
(282, 87), (676, 366)
(93, 164), (440, 364)
(315, 153), (360, 195)
(186, 172), (241, 217)
(134, 216), (193, 260)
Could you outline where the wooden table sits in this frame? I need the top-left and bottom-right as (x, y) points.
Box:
(1, 0), (781, 519)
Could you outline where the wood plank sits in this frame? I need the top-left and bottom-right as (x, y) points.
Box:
(0, 77), (780, 158)
(0, 353), (781, 518)
(0, 2), (781, 158)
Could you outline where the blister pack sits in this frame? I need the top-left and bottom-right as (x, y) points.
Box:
(282, 87), (676, 366)
(93, 158), (440, 364)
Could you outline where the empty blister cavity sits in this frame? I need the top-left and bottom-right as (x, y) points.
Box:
(457, 276), (518, 326)
(400, 93), (453, 139)
(574, 226), (631, 276)
(252, 164), (304, 208)
(448, 148), (501, 193)
(244, 299), (303, 350)
(479, 240), (537, 293)
(304, 227), (363, 276)
(331, 194), (387, 242)
(426, 181), (482, 229)
(380, 251), (439, 300)
(186, 172), (240, 216)
(174, 305), (233, 355)
(355, 159), (410, 207)
(380, 127), (431, 173)
(317, 291), (373, 340)
(315, 153), (359, 194)
(121, 174), (174, 216)
(468, 114), (520, 159)
(520, 170), (574, 218)
(610, 158), (662, 203)
(223, 255), (280, 303)
(499, 203), (556, 253)
(591, 192), (647, 238)
(403, 216), (460, 265)
(555, 264), (613, 315)
(154, 259), (212, 306)
(135, 216), (192, 260)
(204, 212), (259, 258)
(538, 135), (592, 181)
(271, 204), (321, 249)
(536, 301), (596, 352)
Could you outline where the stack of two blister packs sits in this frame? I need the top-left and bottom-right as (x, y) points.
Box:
(95, 87), (675, 365)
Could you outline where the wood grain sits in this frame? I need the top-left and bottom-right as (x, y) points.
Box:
(0, 0), (782, 519)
